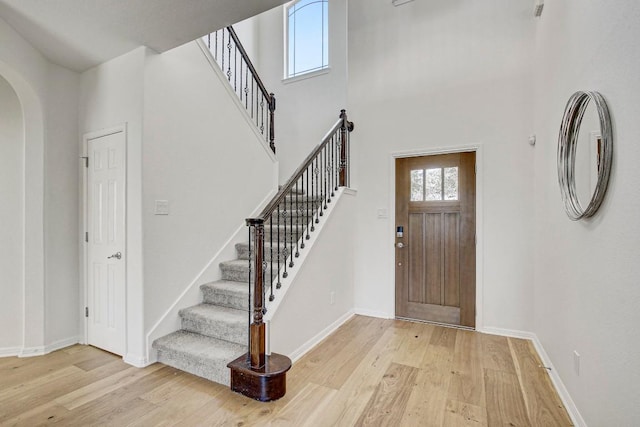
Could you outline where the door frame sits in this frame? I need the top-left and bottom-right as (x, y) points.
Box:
(389, 144), (484, 331)
(80, 124), (128, 349)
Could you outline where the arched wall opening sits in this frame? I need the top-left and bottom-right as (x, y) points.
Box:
(0, 73), (24, 350)
(0, 60), (46, 355)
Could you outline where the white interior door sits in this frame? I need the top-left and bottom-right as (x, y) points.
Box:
(86, 130), (126, 355)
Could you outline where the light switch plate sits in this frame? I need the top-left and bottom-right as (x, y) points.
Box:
(377, 208), (388, 219)
(155, 200), (169, 215)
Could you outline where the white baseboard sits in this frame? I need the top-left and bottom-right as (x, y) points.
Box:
(354, 308), (394, 319)
(479, 326), (586, 427)
(288, 310), (355, 363)
(124, 353), (153, 368)
(16, 336), (80, 358)
(478, 326), (536, 340)
(0, 346), (21, 357)
(530, 335), (587, 427)
(45, 336), (80, 353)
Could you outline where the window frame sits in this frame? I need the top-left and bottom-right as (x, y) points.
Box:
(283, 0), (330, 82)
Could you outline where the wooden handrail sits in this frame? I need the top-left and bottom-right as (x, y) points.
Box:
(247, 110), (353, 226)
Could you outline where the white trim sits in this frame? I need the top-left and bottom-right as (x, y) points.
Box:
(530, 335), (587, 427)
(15, 336), (80, 358)
(478, 326), (586, 427)
(288, 310), (355, 363)
(478, 326), (536, 340)
(389, 144), (484, 330)
(123, 353), (151, 368)
(354, 308), (394, 319)
(282, 67), (331, 85)
(81, 124), (128, 356)
(44, 336), (81, 354)
(0, 347), (22, 357)
(196, 39), (277, 163)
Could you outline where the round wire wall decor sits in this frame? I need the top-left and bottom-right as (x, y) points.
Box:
(557, 91), (613, 220)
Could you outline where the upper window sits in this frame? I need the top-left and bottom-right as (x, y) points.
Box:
(286, 0), (329, 79)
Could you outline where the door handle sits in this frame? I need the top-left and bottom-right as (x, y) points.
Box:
(107, 252), (122, 260)
(396, 242), (404, 249)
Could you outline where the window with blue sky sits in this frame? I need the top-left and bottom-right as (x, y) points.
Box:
(286, 0), (328, 78)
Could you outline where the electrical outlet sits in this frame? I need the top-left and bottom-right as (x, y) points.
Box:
(573, 351), (580, 376)
(330, 291), (335, 305)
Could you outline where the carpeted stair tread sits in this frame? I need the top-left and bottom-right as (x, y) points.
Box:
(153, 330), (246, 386)
(200, 280), (249, 309)
(179, 304), (247, 344)
(220, 259), (277, 282)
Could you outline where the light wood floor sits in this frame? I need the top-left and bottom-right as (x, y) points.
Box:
(0, 316), (573, 426)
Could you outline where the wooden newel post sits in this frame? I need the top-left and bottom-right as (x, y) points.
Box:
(269, 93), (276, 154)
(339, 109), (353, 187)
(250, 222), (266, 369)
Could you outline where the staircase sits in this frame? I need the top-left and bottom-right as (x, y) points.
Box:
(152, 193), (320, 386)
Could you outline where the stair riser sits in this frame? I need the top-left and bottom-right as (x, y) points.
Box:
(156, 349), (232, 386)
(236, 245), (304, 262)
(221, 265), (278, 283)
(201, 288), (249, 310)
(181, 318), (248, 345)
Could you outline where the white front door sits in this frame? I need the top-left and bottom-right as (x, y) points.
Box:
(86, 129), (126, 355)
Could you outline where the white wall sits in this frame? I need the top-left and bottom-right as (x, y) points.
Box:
(80, 47), (146, 363)
(0, 15), (81, 355)
(256, 0), (348, 182)
(0, 75), (24, 351)
(348, 0), (536, 331)
(44, 64), (81, 347)
(269, 189), (355, 358)
(532, 1), (640, 424)
(142, 41), (277, 353)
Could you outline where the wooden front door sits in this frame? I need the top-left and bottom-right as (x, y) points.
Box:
(395, 152), (476, 327)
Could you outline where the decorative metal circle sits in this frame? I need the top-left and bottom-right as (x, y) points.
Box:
(282, 210), (288, 218)
(326, 165), (332, 173)
(226, 70), (231, 79)
(227, 42), (232, 50)
(557, 91), (613, 220)
(314, 167), (319, 176)
(262, 261), (268, 271)
(244, 86), (249, 94)
(298, 206), (306, 214)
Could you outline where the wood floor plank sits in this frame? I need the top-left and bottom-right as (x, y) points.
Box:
(448, 329), (486, 407)
(306, 317), (392, 390)
(401, 348), (453, 427)
(129, 376), (225, 426)
(265, 382), (337, 426)
(509, 338), (574, 426)
(443, 399), (488, 426)
(392, 321), (434, 368)
(481, 333), (516, 373)
(354, 362), (419, 427)
(320, 325), (406, 426)
(484, 368), (531, 427)
(54, 363), (164, 410)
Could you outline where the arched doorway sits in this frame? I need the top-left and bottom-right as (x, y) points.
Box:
(0, 74), (24, 351)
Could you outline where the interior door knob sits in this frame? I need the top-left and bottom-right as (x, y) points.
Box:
(107, 252), (122, 260)
(396, 242), (404, 248)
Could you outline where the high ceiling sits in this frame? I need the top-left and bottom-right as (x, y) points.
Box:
(0, 0), (287, 72)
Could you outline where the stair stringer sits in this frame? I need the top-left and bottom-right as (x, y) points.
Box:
(146, 186), (277, 364)
(264, 188), (357, 359)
